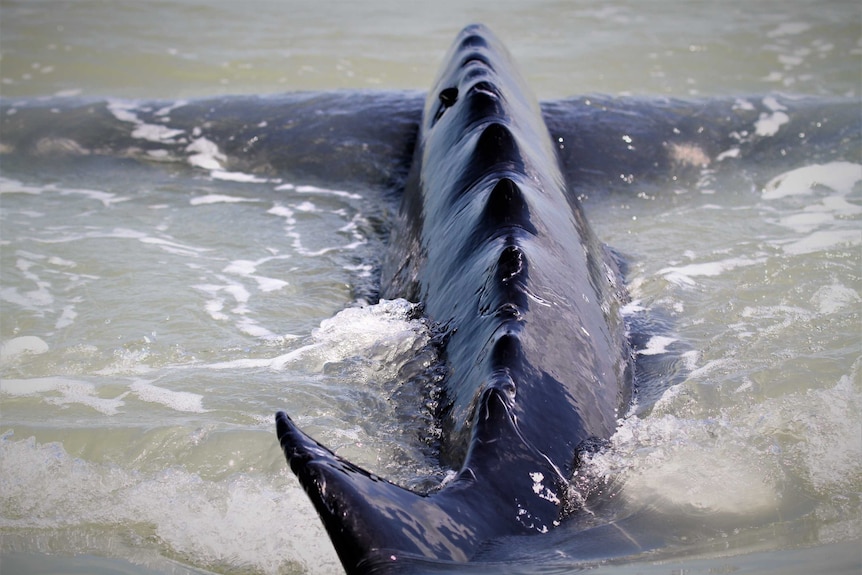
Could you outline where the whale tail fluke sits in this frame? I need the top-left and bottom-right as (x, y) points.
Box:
(275, 387), (566, 573)
(276, 410), (477, 572)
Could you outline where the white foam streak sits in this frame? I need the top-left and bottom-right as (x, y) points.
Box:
(253, 276), (288, 292)
(637, 335), (677, 356)
(276, 183), (362, 200)
(106, 101), (272, 183)
(193, 274), (284, 337)
(659, 257), (766, 287)
(189, 194), (259, 205)
(0, 377), (126, 416)
(211, 170), (270, 183)
(0, 336), (50, 363)
(763, 161), (862, 199)
(129, 380), (206, 413)
(138, 235), (209, 257)
(23, 226), (209, 260)
(767, 22), (811, 38)
(222, 255), (291, 293)
(55, 305), (78, 329)
(0, 176), (128, 206)
(236, 317), (277, 338)
(107, 100), (186, 143)
(195, 299), (427, 373)
(0, 377), (209, 415)
(131, 123), (185, 142)
(185, 137), (225, 170)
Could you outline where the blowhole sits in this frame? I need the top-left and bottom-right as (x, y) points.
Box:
(439, 87), (459, 108)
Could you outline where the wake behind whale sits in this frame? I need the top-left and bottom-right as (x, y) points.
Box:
(275, 24), (632, 573)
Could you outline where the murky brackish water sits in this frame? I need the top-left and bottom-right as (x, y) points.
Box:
(1, 1), (860, 574)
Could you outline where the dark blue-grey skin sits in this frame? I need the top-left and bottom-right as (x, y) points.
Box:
(275, 24), (633, 573)
(3, 23), (859, 575)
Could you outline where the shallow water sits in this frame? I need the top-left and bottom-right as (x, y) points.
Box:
(1, 1), (860, 574)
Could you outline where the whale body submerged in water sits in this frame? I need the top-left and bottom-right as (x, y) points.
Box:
(1, 21), (859, 575)
(275, 24), (633, 573)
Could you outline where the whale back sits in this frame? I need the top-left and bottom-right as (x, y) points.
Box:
(278, 24), (632, 573)
(381, 24), (632, 469)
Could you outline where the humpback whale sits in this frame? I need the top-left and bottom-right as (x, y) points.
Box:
(0, 15), (862, 573)
(275, 24), (633, 572)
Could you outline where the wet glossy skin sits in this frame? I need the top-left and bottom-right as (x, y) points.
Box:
(382, 23), (632, 476)
(277, 24), (632, 573)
